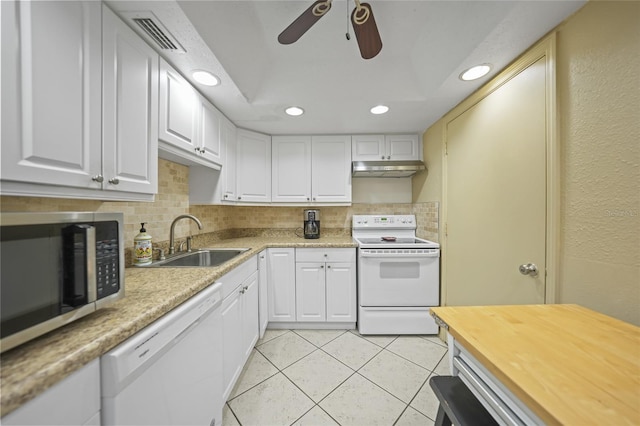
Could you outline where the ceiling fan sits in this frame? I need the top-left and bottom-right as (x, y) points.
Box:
(278, 0), (383, 60)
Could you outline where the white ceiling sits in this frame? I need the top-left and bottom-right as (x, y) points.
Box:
(106, 0), (585, 135)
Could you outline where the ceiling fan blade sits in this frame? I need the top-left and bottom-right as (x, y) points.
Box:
(278, 0), (332, 45)
(351, 2), (382, 59)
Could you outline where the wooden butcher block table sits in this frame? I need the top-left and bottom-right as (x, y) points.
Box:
(430, 304), (640, 425)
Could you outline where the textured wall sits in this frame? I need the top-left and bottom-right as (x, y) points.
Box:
(556, 1), (640, 324)
(413, 1), (640, 324)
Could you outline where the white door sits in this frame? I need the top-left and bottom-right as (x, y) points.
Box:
(267, 248), (296, 322)
(326, 262), (356, 322)
(385, 135), (421, 161)
(241, 272), (259, 359)
(236, 129), (271, 202)
(159, 59), (198, 152)
(258, 251), (268, 338)
(272, 136), (312, 202)
(295, 263), (326, 322)
(221, 290), (242, 400)
(199, 100), (222, 166)
(1, 0), (102, 188)
(352, 135), (385, 161)
(311, 135), (352, 203)
(444, 56), (548, 306)
(102, 5), (158, 195)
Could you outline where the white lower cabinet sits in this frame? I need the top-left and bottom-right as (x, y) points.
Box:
(267, 248), (297, 322)
(258, 250), (269, 338)
(221, 261), (259, 401)
(295, 248), (357, 325)
(2, 359), (100, 425)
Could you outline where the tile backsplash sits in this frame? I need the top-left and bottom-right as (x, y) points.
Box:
(1, 159), (440, 251)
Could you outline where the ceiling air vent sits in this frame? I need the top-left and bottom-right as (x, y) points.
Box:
(122, 11), (186, 53)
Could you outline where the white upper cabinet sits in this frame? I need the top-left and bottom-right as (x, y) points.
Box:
(200, 101), (223, 165)
(159, 59), (198, 152)
(220, 115), (237, 202)
(352, 134), (421, 161)
(1, 1), (158, 200)
(158, 59), (222, 169)
(311, 135), (352, 203)
(1, 0), (102, 189)
(235, 129), (271, 203)
(272, 136), (312, 202)
(102, 4), (158, 195)
(272, 135), (351, 204)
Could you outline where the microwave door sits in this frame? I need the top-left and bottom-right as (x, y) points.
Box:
(62, 224), (97, 306)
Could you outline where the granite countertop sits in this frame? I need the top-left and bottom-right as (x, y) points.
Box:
(0, 234), (356, 417)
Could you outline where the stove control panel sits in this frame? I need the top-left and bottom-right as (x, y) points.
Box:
(352, 215), (416, 228)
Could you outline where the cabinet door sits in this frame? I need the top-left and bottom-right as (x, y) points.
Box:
(236, 129), (271, 202)
(385, 134), (421, 160)
(1, 0), (102, 188)
(220, 115), (237, 202)
(258, 251), (269, 338)
(267, 248), (296, 322)
(2, 359), (100, 426)
(272, 136), (312, 202)
(159, 59), (198, 152)
(221, 288), (243, 400)
(241, 271), (259, 360)
(200, 100), (222, 166)
(326, 262), (357, 322)
(351, 134), (385, 161)
(102, 5), (158, 195)
(311, 135), (352, 203)
(295, 262), (326, 322)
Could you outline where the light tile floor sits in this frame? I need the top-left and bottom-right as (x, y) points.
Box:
(223, 329), (450, 426)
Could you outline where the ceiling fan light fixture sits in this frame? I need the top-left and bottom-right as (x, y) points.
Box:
(192, 70), (220, 86)
(370, 105), (389, 115)
(459, 64), (491, 81)
(285, 106), (305, 116)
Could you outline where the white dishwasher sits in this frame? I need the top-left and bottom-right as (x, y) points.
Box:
(101, 283), (223, 426)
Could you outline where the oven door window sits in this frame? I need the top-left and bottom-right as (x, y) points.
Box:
(380, 261), (420, 279)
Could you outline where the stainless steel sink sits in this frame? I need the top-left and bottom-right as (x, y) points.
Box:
(146, 248), (249, 267)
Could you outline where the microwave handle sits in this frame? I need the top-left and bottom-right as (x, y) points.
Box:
(63, 224), (97, 305)
(85, 225), (97, 303)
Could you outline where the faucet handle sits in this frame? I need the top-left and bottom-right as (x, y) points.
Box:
(186, 236), (193, 252)
(178, 241), (187, 252)
(153, 248), (166, 260)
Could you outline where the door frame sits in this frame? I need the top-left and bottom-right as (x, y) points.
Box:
(441, 34), (559, 305)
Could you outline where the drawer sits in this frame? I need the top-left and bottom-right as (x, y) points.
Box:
(295, 248), (355, 263)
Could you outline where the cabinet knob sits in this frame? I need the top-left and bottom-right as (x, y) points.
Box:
(387, 155), (391, 160)
(307, 197), (310, 201)
(381, 155), (385, 160)
(239, 289), (245, 294)
(238, 196), (242, 200)
(320, 265), (324, 269)
(108, 177), (120, 185)
(91, 175), (104, 183)
(224, 194), (228, 199)
(201, 147), (206, 154)
(313, 197), (316, 201)
(327, 265), (331, 268)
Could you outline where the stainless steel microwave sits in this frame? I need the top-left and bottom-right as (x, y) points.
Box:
(0, 212), (124, 353)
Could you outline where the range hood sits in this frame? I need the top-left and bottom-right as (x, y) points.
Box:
(352, 160), (426, 177)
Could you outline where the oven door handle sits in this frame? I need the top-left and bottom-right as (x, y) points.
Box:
(359, 250), (440, 258)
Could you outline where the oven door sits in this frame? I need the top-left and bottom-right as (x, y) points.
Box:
(358, 248), (439, 306)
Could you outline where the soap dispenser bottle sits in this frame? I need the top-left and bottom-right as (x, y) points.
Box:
(134, 222), (153, 265)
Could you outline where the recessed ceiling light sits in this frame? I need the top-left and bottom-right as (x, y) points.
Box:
(370, 105), (389, 115)
(459, 64), (491, 81)
(192, 70), (220, 86)
(285, 106), (304, 116)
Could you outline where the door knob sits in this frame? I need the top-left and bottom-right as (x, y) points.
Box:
(519, 263), (539, 277)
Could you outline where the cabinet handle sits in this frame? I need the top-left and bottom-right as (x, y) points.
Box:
(108, 178), (120, 185)
(381, 155), (385, 160)
(260, 255), (265, 259)
(239, 289), (245, 294)
(387, 155), (391, 160)
(92, 175), (104, 183)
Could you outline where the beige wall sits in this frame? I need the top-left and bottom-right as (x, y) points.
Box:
(1, 160), (439, 256)
(413, 1), (640, 325)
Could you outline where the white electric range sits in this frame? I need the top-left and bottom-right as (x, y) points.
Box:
(352, 215), (440, 335)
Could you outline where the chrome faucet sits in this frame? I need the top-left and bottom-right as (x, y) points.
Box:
(169, 214), (203, 254)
